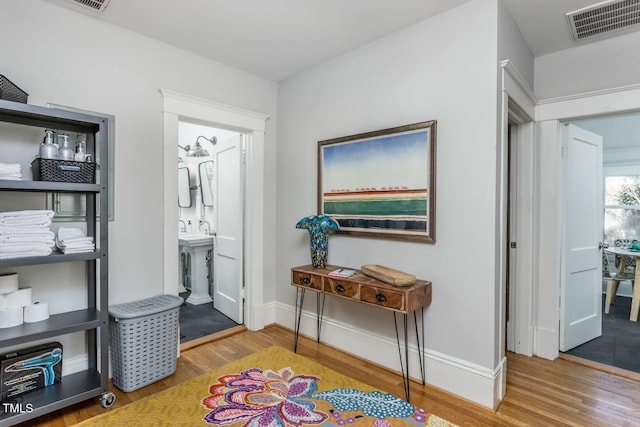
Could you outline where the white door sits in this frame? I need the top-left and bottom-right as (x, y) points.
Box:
(213, 134), (244, 324)
(560, 124), (603, 351)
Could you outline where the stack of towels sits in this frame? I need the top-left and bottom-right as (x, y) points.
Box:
(56, 227), (95, 254)
(0, 163), (22, 180)
(0, 210), (55, 259)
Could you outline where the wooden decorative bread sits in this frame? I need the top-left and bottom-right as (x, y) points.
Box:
(360, 264), (416, 287)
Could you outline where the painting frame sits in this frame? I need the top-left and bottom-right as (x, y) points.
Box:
(318, 120), (436, 243)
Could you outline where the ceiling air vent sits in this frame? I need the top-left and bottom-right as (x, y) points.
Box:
(67, 0), (111, 13)
(567, 0), (640, 40)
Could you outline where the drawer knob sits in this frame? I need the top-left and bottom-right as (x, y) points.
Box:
(302, 277), (311, 285)
(376, 293), (387, 302)
(336, 284), (345, 293)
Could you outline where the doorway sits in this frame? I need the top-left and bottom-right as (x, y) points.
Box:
(177, 121), (245, 343)
(561, 112), (640, 373)
(160, 89), (268, 334)
(533, 84), (640, 361)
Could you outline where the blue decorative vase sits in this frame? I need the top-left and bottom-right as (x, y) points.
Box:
(296, 215), (340, 268)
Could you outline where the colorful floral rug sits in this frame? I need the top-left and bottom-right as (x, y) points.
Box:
(77, 345), (457, 426)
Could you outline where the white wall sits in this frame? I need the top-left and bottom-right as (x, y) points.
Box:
(276, 0), (503, 407)
(535, 31), (640, 100)
(0, 0), (277, 364)
(497, 0), (534, 88)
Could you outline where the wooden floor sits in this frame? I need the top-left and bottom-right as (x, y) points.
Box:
(22, 325), (640, 426)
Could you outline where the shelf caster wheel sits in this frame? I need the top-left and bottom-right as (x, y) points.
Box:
(101, 392), (116, 408)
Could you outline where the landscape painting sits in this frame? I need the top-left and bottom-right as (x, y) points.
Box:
(318, 121), (436, 242)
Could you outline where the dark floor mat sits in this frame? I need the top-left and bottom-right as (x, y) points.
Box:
(179, 291), (239, 343)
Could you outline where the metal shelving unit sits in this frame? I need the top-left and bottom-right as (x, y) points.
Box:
(0, 99), (113, 426)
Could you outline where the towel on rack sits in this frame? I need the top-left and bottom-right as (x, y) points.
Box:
(56, 227), (95, 254)
(0, 210), (54, 228)
(0, 243), (53, 259)
(0, 233), (55, 246)
(0, 163), (21, 180)
(0, 163), (21, 173)
(0, 226), (55, 236)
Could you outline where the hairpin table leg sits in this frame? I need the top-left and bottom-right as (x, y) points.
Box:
(293, 288), (306, 353)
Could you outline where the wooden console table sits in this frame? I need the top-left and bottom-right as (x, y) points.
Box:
(291, 264), (432, 401)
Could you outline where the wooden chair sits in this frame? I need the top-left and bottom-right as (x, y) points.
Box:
(603, 248), (635, 314)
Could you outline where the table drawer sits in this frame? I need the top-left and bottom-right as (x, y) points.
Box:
(360, 287), (405, 311)
(292, 271), (322, 290)
(324, 278), (359, 299)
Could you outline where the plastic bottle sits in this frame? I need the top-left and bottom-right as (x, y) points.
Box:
(39, 129), (58, 159)
(74, 138), (86, 162)
(58, 135), (74, 160)
(187, 220), (193, 233)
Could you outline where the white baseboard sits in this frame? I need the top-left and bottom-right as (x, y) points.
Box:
(269, 301), (504, 409)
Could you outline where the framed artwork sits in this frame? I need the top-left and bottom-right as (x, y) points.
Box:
(318, 120), (436, 242)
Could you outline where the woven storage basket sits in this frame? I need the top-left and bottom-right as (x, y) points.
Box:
(0, 75), (28, 103)
(109, 295), (183, 392)
(31, 158), (97, 183)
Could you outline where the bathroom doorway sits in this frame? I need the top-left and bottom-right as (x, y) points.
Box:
(177, 121), (244, 343)
(161, 89), (268, 337)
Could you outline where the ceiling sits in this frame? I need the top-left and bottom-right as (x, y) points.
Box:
(47, 0), (638, 82)
(47, 0), (640, 149)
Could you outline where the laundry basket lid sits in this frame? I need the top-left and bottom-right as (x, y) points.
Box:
(109, 294), (183, 319)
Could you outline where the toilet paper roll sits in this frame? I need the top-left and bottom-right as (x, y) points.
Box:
(24, 301), (49, 323)
(0, 294), (7, 309)
(0, 273), (18, 294)
(6, 287), (32, 308)
(0, 306), (23, 328)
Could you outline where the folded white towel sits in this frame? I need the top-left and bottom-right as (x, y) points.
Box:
(0, 210), (54, 228)
(0, 226), (55, 235)
(58, 247), (95, 254)
(0, 244), (52, 258)
(0, 235), (55, 246)
(0, 176), (22, 181)
(0, 210), (54, 220)
(57, 227), (86, 241)
(0, 163), (21, 173)
(55, 228), (95, 253)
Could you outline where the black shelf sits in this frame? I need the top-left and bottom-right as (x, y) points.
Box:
(0, 179), (100, 193)
(0, 100), (102, 134)
(0, 309), (101, 347)
(0, 369), (102, 426)
(0, 99), (112, 422)
(0, 250), (100, 268)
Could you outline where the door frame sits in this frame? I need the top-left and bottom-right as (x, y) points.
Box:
(501, 61), (536, 358)
(160, 89), (269, 331)
(534, 83), (640, 359)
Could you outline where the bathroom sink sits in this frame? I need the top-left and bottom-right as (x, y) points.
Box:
(179, 233), (213, 247)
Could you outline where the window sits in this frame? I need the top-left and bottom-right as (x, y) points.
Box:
(604, 176), (640, 243)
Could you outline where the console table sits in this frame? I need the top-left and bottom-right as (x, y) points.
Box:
(291, 264), (432, 401)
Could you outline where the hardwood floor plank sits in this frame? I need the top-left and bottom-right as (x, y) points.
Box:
(18, 325), (640, 426)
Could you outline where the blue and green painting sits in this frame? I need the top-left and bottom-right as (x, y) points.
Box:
(321, 128), (430, 234)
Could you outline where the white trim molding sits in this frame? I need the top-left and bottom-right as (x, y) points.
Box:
(500, 60), (536, 362)
(160, 89), (269, 332)
(272, 302), (504, 409)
